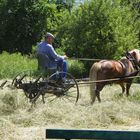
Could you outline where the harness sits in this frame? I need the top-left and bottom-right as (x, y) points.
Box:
(118, 60), (128, 76)
(117, 51), (139, 78)
(122, 51), (140, 77)
(125, 51), (139, 71)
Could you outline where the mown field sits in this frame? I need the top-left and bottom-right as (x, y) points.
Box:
(1, 53), (140, 140)
(1, 82), (140, 140)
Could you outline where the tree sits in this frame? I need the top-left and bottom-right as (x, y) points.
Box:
(121, 0), (140, 46)
(58, 0), (139, 60)
(0, 0), (52, 54)
(56, 0), (75, 13)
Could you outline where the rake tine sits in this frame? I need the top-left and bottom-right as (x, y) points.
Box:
(0, 80), (7, 89)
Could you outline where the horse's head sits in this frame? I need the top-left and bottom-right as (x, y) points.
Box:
(127, 49), (140, 67)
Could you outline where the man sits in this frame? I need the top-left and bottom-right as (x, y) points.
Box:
(37, 32), (68, 78)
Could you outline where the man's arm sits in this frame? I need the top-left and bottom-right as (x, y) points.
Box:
(49, 45), (64, 60)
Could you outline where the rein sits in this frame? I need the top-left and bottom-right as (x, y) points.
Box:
(125, 51), (139, 71)
(69, 58), (101, 61)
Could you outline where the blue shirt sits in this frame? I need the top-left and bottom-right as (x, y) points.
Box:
(37, 41), (64, 68)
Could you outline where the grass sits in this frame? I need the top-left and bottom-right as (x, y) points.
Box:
(1, 83), (140, 139)
(0, 52), (37, 78)
(0, 52), (85, 79)
(1, 52), (140, 139)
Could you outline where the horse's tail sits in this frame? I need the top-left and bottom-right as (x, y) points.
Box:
(89, 62), (101, 104)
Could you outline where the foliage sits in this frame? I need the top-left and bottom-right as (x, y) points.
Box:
(58, 0), (139, 60)
(67, 60), (85, 78)
(45, 3), (69, 36)
(0, 52), (37, 78)
(56, 0), (75, 13)
(0, 52), (85, 78)
(0, 0), (140, 78)
(0, 0), (56, 54)
(55, 48), (86, 78)
(121, 0), (140, 46)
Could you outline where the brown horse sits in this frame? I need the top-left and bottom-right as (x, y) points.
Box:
(89, 49), (140, 104)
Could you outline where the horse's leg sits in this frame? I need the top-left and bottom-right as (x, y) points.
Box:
(95, 89), (101, 102)
(90, 89), (101, 103)
(119, 82), (125, 94)
(95, 83), (105, 103)
(126, 80), (132, 96)
(90, 85), (102, 104)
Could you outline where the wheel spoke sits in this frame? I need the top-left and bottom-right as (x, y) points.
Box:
(48, 96), (59, 102)
(62, 95), (76, 102)
(47, 72), (79, 103)
(64, 94), (77, 98)
(11, 70), (45, 103)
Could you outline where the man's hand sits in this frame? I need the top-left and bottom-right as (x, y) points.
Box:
(63, 55), (68, 59)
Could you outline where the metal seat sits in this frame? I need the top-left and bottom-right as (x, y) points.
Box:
(37, 53), (57, 75)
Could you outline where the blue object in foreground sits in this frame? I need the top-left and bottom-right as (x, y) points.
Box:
(46, 129), (140, 140)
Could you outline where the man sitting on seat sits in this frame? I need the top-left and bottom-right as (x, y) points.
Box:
(37, 32), (68, 78)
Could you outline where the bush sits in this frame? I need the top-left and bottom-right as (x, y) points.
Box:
(0, 52), (86, 79)
(67, 60), (85, 78)
(56, 47), (86, 78)
(0, 52), (37, 78)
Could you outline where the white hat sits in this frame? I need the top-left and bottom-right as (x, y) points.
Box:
(45, 32), (55, 38)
